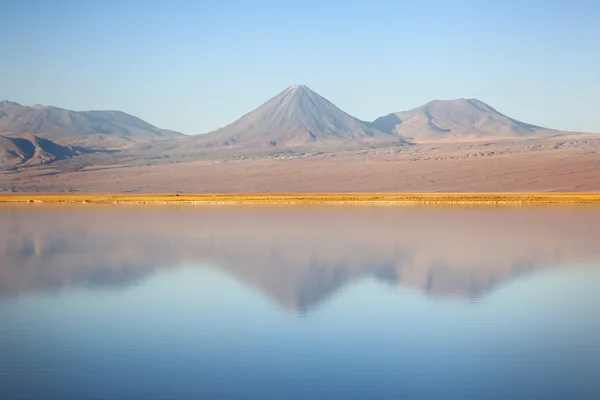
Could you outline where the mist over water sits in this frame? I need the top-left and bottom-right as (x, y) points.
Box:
(1, 206), (600, 399)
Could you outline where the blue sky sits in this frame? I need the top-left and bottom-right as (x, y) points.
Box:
(1, 0), (599, 134)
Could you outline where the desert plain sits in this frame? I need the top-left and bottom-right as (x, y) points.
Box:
(2, 135), (599, 196)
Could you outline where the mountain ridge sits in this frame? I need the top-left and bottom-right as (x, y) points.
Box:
(0, 101), (183, 149)
(0, 88), (594, 158)
(0, 134), (79, 166)
(372, 98), (557, 140)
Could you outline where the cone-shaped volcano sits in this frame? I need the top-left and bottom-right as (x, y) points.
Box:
(196, 85), (409, 150)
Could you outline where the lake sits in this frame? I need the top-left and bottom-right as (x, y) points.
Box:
(1, 206), (600, 399)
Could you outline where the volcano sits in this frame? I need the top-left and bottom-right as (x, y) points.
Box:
(372, 98), (557, 141)
(194, 85), (409, 151)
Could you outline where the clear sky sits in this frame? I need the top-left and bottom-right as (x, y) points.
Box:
(1, 0), (599, 134)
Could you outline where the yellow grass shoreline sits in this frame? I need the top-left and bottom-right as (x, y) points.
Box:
(1, 193), (600, 205)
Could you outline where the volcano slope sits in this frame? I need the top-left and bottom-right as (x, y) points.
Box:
(188, 85), (409, 152)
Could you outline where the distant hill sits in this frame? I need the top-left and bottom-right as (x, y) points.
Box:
(0, 134), (79, 166)
(372, 98), (559, 141)
(0, 101), (182, 149)
(192, 85), (409, 151)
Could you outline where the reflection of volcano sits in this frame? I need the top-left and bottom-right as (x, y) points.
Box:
(1, 207), (600, 311)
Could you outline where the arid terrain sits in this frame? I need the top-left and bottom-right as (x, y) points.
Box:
(2, 135), (599, 193)
(1, 86), (599, 193)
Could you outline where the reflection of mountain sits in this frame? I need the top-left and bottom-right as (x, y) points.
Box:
(1, 207), (600, 311)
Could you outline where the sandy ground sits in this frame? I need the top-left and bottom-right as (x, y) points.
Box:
(1, 136), (599, 193)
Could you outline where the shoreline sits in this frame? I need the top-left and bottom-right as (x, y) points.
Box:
(1, 193), (600, 205)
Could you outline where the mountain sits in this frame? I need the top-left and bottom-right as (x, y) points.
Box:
(372, 98), (557, 141)
(193, 85), (409, 151)
(0, 134), (79, 166)
(0, 101), (182, 149)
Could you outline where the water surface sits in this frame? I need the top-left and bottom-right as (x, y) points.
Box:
(1, 206), (600, 399)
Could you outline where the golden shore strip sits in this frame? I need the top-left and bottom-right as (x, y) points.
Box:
(1, 193), (600, 205)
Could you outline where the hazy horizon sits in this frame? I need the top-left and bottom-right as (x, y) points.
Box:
(2, 1), (599, 135)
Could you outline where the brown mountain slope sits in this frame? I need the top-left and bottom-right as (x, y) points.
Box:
(0, 134), (79, 166)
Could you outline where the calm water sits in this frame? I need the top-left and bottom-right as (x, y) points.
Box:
(1, 206), (600, 400)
